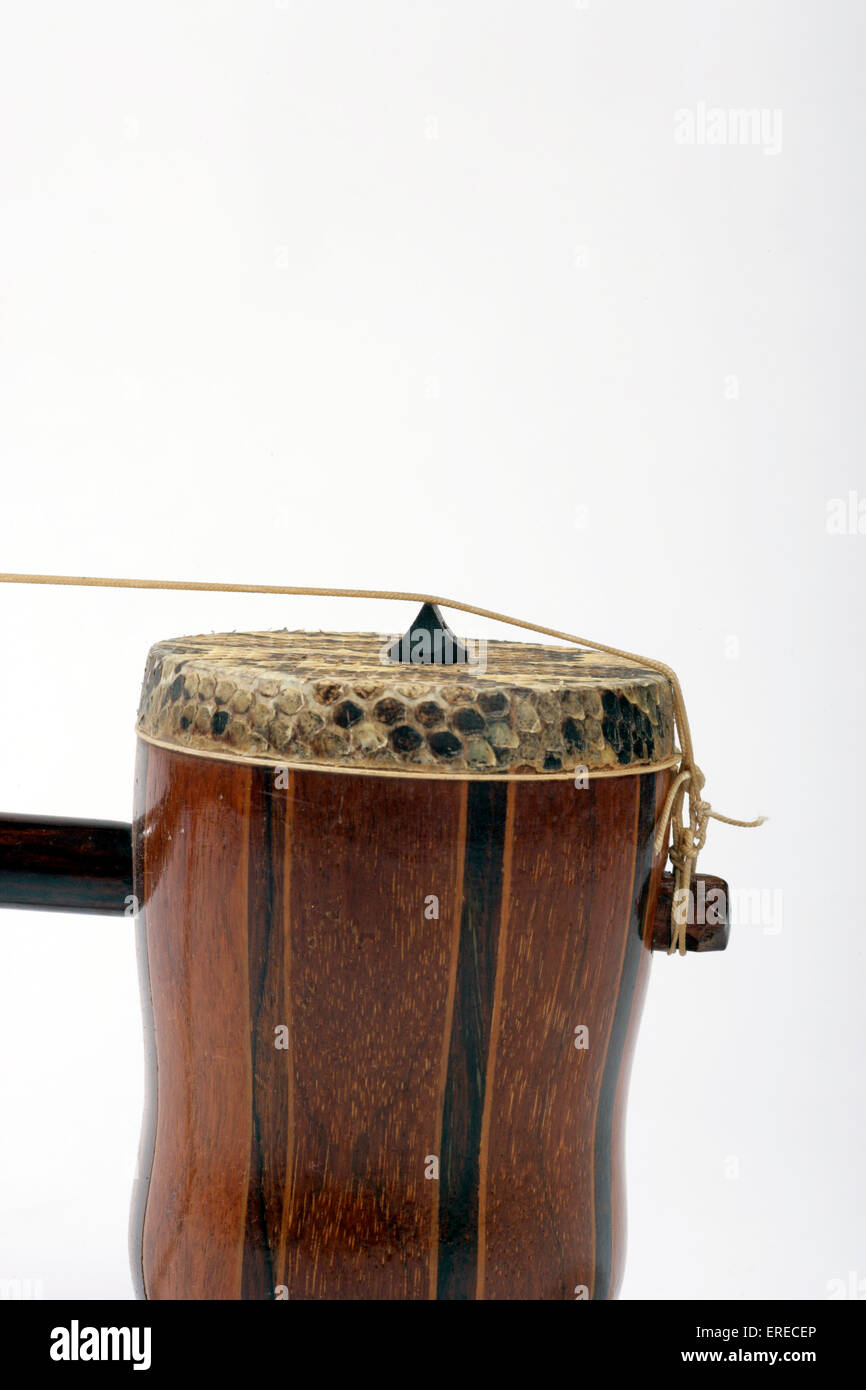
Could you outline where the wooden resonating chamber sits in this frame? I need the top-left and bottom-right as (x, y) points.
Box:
(131, 628), (677, 1300)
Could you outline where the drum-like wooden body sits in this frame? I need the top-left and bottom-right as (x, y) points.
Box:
(131, 740), (670, 1300)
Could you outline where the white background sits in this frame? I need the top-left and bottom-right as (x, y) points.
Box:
(0, 0), (863, 1300)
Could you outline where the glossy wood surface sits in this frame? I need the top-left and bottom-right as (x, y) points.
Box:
(132, 743), (670, 1300)
(0, 813), (132, 915)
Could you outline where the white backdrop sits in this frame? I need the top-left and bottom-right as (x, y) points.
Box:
(0, 0), (863, 1300)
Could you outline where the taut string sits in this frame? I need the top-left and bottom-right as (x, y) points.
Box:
(0, 571), (765, 953)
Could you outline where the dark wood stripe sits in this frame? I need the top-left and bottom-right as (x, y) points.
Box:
(592, 771), (658, 1299)
(436, 781), (508, 1301)
(241, 770), (293, 1298)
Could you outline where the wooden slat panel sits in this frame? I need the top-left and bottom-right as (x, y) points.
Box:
(479, 776), (642, 1300)
(281, 771), (466, 1300)
(140, 747), (253, 1299)
(594, 770), (669, 1298)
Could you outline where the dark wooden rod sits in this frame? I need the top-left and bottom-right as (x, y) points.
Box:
(0, 813), (133, 916)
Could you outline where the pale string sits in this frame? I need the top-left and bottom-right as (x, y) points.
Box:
(0, 571), (765, 954)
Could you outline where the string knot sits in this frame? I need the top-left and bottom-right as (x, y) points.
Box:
(667, 792), (702, 957)
(653, 761), (765, 955)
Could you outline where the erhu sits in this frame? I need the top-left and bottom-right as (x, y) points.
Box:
(0, 575), (760, 1300)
